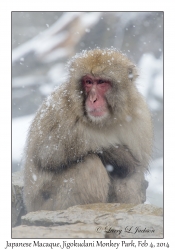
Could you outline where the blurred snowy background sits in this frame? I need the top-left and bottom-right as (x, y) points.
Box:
(12, 12), (163, 207)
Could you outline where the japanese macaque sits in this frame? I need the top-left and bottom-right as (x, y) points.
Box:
(23, 48), (153, 212)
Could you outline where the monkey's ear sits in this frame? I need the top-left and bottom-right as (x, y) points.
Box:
(128, 68), (134, 81)
(128, 66), (138, 82)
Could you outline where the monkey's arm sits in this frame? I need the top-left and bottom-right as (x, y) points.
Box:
(97, 145), (149, 204)
(31, 123), (93, 172)
(98, 145), (141, 178)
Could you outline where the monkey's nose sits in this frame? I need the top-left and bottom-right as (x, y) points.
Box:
(90, 96), (97, 103)
(89, 90), (98, 103)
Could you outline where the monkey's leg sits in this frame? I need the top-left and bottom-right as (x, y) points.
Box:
(23, 155), (110, 212)
(53, 154), (110, 210)
(23, 164), (60, 212)
(109, 171), (148, 204)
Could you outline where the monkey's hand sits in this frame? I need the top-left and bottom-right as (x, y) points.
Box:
(97, 145), (140, 178)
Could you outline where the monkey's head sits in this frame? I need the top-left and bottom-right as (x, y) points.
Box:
(67, 48), (139, 126)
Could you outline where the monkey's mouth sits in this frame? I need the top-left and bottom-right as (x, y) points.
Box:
(87, 107), (108, 118)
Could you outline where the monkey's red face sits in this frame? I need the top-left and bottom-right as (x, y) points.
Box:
(82, 75), (111, 119)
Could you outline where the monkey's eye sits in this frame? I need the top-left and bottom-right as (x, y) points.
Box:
(98, 79), (105, 84)
(85, 79), (93, 85)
